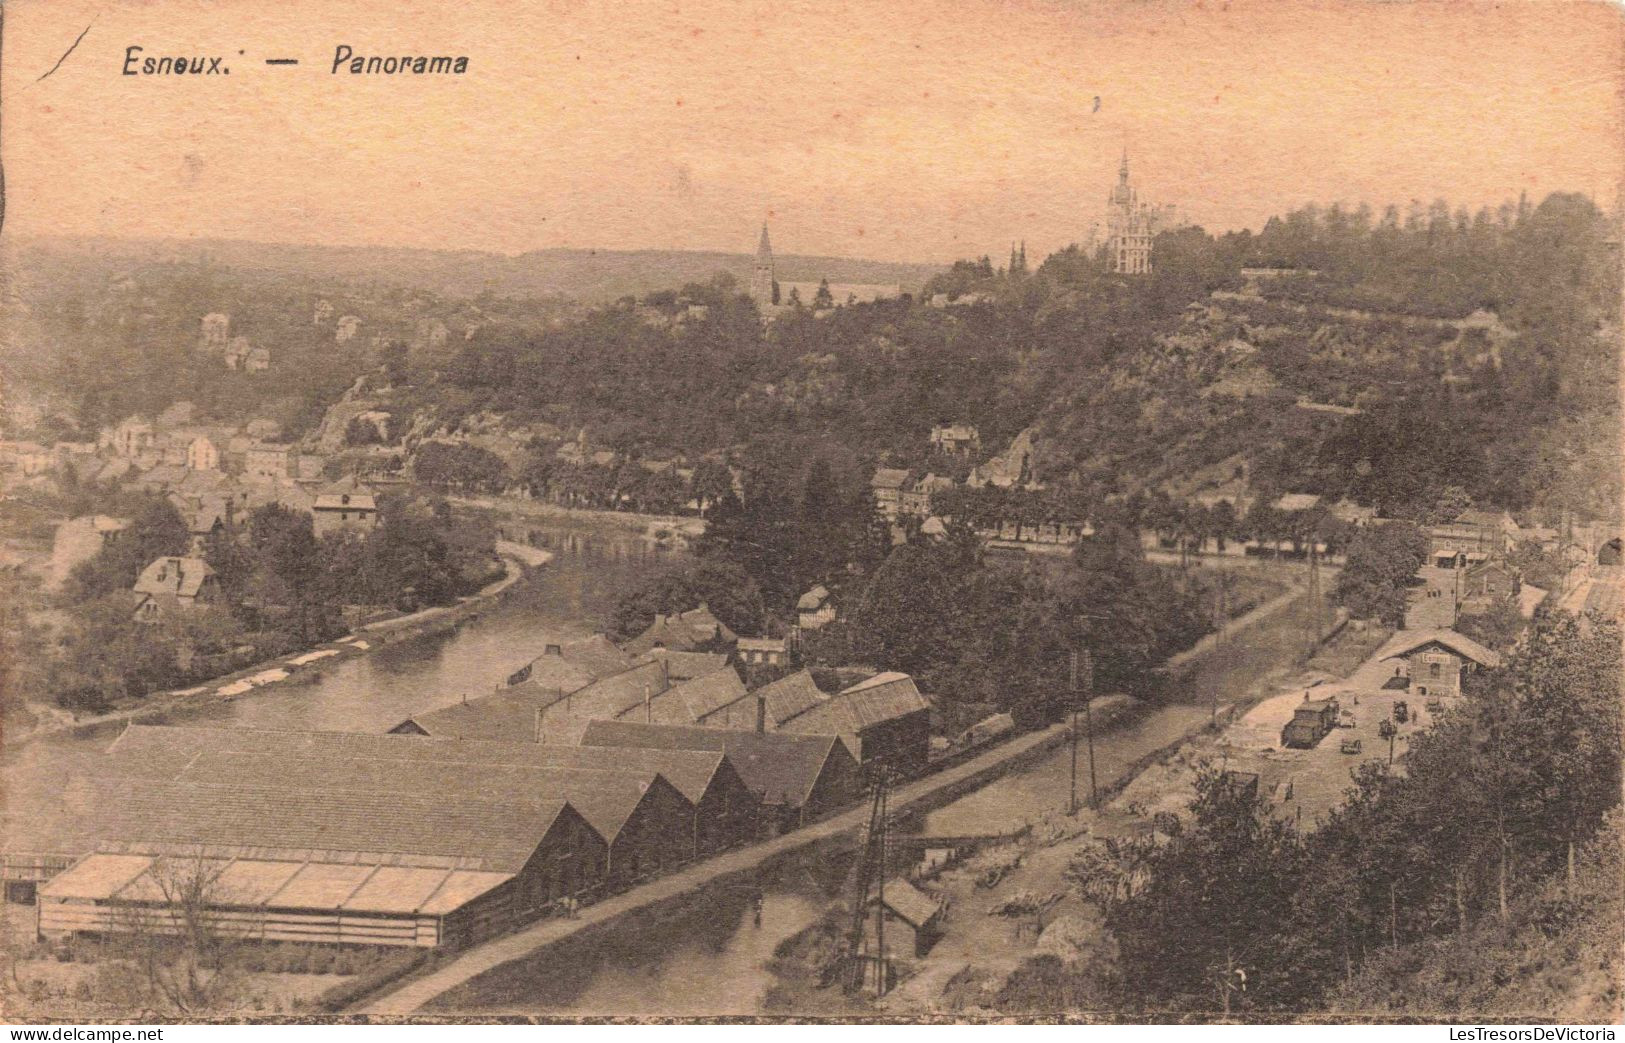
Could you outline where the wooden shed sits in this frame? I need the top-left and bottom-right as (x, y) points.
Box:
(863, 879), (943, 958)
(36, 783), (606, 948)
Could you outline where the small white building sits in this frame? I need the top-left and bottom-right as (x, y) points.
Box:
(186, 436), (220, 472)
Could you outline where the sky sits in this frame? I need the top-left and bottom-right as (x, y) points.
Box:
(3, 0), (1621, 264)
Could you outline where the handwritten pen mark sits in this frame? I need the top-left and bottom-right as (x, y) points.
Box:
(265, 58), (300, 65)
(37, 20), (94, 82)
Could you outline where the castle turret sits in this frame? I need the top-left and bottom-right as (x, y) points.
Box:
(1105, 150), (1153, 275)
(751, 224), (776, 306)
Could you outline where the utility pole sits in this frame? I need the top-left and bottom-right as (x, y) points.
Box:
(1068, 647), (1098, 815)
(1083, 649), (1098, 809)
(1305, 540), (1323, 658)
(1069, 651), (1079, 815)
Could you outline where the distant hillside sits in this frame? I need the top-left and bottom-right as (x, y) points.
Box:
(14, 236), (943, 304)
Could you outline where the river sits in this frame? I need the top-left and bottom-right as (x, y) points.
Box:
(29, 516), (1312, 1015)
(33, 523), (671, 745)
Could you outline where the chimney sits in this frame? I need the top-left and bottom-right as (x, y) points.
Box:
(756, 694), (767, 734)
(644, 683), (652, 724)
(534, 706), (543, 744)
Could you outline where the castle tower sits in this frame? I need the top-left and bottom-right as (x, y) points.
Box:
(751, 224), (776, 306)
(1105, 150), (1153, 275)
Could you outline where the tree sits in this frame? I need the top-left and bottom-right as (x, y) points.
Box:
(104, 853), (245, 1015)
(609, 558), (766, 641)
(1335, 521), (1428, 625)
(812, 279), (835, 310)
(847, 541), (965, 678)
(246, 504), (332, 642)
(1499, 614), (1622, 882)
(1107, 764), (1306, 1011)
(65, 496), (190, 603)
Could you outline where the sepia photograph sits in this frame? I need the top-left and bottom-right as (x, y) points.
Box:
(0, 0), (1620, 1028)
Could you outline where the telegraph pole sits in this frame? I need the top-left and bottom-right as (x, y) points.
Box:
(1068, 651), (1080, 815)
(1083, 649), (1097, 809)
(1069, 647), (1098, 814)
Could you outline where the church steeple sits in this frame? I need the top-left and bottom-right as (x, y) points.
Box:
(751, 223), (776, 306)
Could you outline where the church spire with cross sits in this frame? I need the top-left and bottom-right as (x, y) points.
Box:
(751, 223), (776, 305)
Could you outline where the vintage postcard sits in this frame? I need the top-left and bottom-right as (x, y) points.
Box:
(0, 0), (1620, 1028)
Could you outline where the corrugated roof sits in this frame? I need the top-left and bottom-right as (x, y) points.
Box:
(272, 862), (377, 908)
(580, 720), (845, 807)
(780, 672), (929, 735)
(95, 781), (574, 873)
(754, 670), (829, 727)
(39, 853), (516, 918)
(1373, 628), (1502, 668)
(167, 749), (666, 845)
(552, 634), (636, 678)
(634, 668), (746, 724)
(636, 648), (732, 681)
(508, 656), (599, 697)
(37, 853), (153, 900)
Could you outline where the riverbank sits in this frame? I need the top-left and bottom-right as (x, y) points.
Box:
(449, 495), (706, 543)
(4, 542), (552, 753)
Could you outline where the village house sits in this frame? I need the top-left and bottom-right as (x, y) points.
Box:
(580, 719), (865, 833)
(311, 475), (379, 536)
(1428, 510), (1512, 561)
(777, 671), (933, 777)
(1373, 628), (1501, 700)
(737, 637), (788, 670)
(185, 434), (220, 471)
(224, 336), (253, 370)
(245, 442), (296, 481)
(336, 315), (363, 343)
(623, 603), (738, 655)
(103, 418), (155, 458)
(130, 556), (219, 622)
(174, 496), (232, 553)
(508, 634), (636, 687)
(930, 423), (980, 457)
(900, 473), (954, 518)
(246, 346), (271, 373)
(871, 468), (911, 521)
(797, 584), (837, 630)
